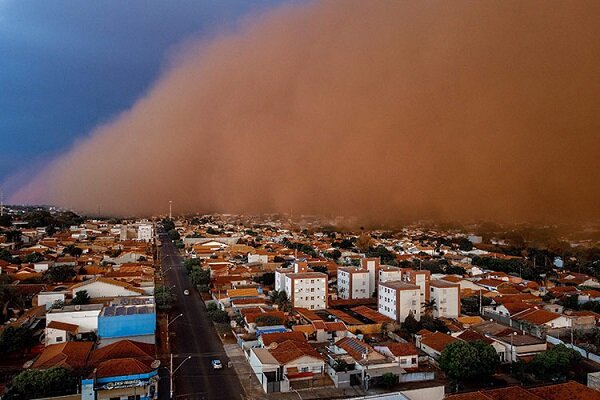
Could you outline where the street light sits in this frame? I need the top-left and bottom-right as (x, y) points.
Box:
(166, 313), (183, 348)
(169, 354), (191, 399)
(168, 313), (183, 328)
(510, 331), (518, 373)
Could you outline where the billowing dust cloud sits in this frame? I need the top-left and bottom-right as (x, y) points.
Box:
(14, 1), (600, 222)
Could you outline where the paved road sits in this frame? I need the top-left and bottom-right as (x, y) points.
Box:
(157, 232), (244, 400)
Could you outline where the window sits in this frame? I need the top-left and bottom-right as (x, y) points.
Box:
(56, 336), (63, 342)
(400, 359), (407, 364)
(301, 367), (309, 373)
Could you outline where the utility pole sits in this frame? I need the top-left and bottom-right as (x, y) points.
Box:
(169, 200), (173, 220)
(170, 354), (191, 399)
(0, 187), (4, 217)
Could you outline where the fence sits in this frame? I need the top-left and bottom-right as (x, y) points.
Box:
(546, 335), (600, 364)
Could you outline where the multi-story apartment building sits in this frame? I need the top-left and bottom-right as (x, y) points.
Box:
(361, 258), (380, 295)
(378, 265), (402, 284)
(337, 267), (370, 299)
(429, 280), (460, 318)
(276, 262), (328, 310)
(378, 281), (421, 322)
(403, 269), (431, 305)
(137, 224), (154, 242)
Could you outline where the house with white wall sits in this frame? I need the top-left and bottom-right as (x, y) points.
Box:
(46, 303), (103, 334)
(70, 277), (145, 299)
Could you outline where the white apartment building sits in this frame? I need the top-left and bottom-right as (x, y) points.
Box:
(378, 265), (402, 283)
(137, 224), (154, 242)
(361, 258), (380, 295)
(429, 280), (460, 318)
(337, 267), (370, 299)
(403, 269), (431, 305)
(378, 281), (421, 322)
(284, 272), (328, 310)
(276, 262), (327, 310)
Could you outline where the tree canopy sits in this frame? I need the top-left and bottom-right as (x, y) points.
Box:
(8, 367), (78, 399)
(529, 344), (581, 381)
(71, 290), (90, 305)
(44, 265), (76, 283)
(439, 341), (499, 382)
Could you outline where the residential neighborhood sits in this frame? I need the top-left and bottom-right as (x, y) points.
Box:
(1, 207), (600, 399)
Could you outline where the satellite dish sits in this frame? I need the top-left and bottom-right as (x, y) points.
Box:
(23, 360), (34, 369)
(151, 359), (161, 369)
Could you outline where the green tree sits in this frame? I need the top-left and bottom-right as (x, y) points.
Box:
(24, 252), (44, 263)
(0, 326), (35, 354)
(422, 299), (437, 315)
(162, 218), (175, 232)
(402, 313), (420, 335)
(62, 245), (83, 258)
(184, 258), (202, 273)
(168, 229), (180, 241)
(529, 344), (581, 381)
(0, 214), (12, 227)
(44, 265), (76, 283)
(0, 249), (15, 263)
(381, 372), (398, 388)
(420, 314), (449, 333)
(155, 285), (175, 310)
(439, 341), (499, 382)
(328, 249), (342, 260)
(190, 267), (210, 286)
(9, 367), (77, 399)
(457, 238), (473, 252)
(208, 308), (230, 323)
(71, 290), (90, 305)
(333, 359), (350, 372)
(255, 315), (283, 327)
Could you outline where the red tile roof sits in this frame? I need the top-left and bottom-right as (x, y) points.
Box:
(88, 340), (155, 365)
(262, 331), (306, 346)
(47, 321), (79, 334)
(32, 341), (93, 369)
(420, 331), (458, 353)
(268, 340), (323, 364)
(95, 358), (153, 378)
(528, 381), (600, 400)
(351, 305), (392, 323)
(381, 342), (418, 357)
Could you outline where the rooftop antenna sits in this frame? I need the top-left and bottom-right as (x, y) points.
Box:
(0, 187), (3, 217)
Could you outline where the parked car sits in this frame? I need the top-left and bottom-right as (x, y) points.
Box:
(211, 359), (222, 369)
(183, 289), (190, 296)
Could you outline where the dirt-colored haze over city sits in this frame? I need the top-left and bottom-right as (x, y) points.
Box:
(14, 1), (600, 222)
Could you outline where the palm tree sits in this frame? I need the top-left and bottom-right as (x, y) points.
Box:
(422, 299), (437, 315)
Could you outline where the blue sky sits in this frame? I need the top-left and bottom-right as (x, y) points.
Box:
(0, 0), (284, 194)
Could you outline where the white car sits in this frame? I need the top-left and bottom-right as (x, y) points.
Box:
(183, 289), (190, 296)
(211, 359), (222, 369)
